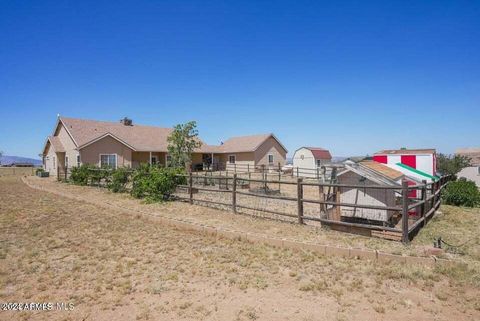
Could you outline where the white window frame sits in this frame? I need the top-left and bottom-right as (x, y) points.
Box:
(165, 154), (172, 167)
(228, 155), (236, 164)
(99, 154), (118, 169)
(316, 159), (322, 167)
(268, 154), (274, 164)
(151, 155), (158, 165)
(77, 155), (81, 167)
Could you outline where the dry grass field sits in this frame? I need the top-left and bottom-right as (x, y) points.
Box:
(1, 176), (480, 320)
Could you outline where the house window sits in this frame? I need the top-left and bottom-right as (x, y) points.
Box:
(65, 156), (69, 168)
(77, 155), (81, 167)
(316, 159), (322, 167)
(166, 155), (172, 167)
(268, 154), (274, 164)
(229, 155), (236, 164)
(151, 155), (158, 165)
(100, 154), (117, 169)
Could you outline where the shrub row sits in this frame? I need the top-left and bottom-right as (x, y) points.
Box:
(69, 163), (186, 201)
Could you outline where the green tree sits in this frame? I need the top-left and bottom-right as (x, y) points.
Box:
(437, 153), (471, 178)
(166, 121), (202, 169)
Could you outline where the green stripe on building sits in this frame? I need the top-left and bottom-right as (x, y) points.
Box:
(395, 163), (439, 181)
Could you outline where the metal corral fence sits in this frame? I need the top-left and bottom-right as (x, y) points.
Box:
(0, 167), (37, 176)
(175, 172), (451, 243)
(205, 162), (340, 181)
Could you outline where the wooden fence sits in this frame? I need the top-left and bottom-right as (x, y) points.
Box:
(0, 167), (36, 176)
(175, 172), (451, 243)
(54, 164), (450, 242)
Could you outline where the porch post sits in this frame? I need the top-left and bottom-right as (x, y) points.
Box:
(149, 151), (152, 165)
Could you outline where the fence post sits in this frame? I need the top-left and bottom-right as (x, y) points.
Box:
(401, 179), (409, 243)
(65, 165), (68, 181)
(247, 163), (250, 173)
(57, 166), (60, 181)
(297, 178), (304, 224)
(232, 174), (237, 213)
(234, 163), (237, 174)
(316, 167), (319, 180)
(296, 167), (299, 177)
(420, 180), (427, 226)
(189, 172), (193, 204)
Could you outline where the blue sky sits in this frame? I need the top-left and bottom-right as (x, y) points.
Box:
(0, 0), (479, 159)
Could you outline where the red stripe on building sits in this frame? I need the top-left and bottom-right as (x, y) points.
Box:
(373, 155), (387, 164)
(401, 155), (416, 169)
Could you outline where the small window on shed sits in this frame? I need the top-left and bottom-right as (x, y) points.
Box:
(316, 159), (322, 167)
(229, 155), (236, 164)
(268, 154), (274, 164)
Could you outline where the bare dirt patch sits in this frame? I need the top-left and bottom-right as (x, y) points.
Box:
(1, 176), (479, 320)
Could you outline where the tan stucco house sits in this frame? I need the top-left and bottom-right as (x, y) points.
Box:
(42, 116), (288, 175)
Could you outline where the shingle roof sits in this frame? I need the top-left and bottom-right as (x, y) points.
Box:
(48, 136), (65, 152)
(456, 147), (480, 166)
(216, 133), (288, 153)
(375, 149), (436, 155)
(57, 117), (285, 154)
(305, 147), (332, 160)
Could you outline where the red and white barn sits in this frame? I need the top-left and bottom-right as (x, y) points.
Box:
(372, 149), (437, 183)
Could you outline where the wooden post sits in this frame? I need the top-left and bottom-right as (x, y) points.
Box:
(278, 170), (281, 192)
(189, 172), (193, 204)
(421, 180), (427, 226)
(247, 163), (250, 173)
(57, 166), (60, 181)
(401, 180), (409, 243)
(316, 167), (319, 180)
(297, 178), (304, 224)
(234, 163), (237, 174)
(296, 167), (299, 177)
(65, 165), (68, 181)
(232, 174), (237, 213)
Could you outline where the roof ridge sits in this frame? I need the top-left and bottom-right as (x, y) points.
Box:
(60, 116), (172, 130)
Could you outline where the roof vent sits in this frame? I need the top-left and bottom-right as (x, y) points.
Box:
(120, 117), (133, 126)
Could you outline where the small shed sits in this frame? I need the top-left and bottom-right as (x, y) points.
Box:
(335, 161), (405, 224)
(293, 147), (332, 177)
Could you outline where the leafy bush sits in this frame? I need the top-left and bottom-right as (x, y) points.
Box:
(108, 167), (132, 193)
(131, 164), (185, 201)
(70, 164), (96, 185)
(442, 179), (480, 207)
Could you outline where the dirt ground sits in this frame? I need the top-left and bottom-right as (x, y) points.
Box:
(1, 176), (479, 321)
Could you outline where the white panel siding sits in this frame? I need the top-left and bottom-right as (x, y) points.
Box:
(293, 148), (316, 177)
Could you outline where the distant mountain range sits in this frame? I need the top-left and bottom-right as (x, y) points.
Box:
(0, 155), (42, 166)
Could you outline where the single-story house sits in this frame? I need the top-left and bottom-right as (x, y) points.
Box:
(292, 147), (332, 178)
(373, 148), (438, 182)
(42, 116), (288, 175)
(334, 161), (420, 224)
(456, 147), (480, 187)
